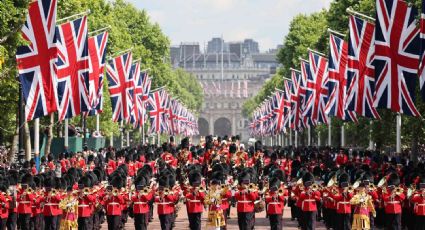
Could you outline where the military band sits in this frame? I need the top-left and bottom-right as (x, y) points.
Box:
(1, 136), (425, 230)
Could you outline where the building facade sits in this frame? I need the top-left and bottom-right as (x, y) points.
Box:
(172, 38), (280, 141)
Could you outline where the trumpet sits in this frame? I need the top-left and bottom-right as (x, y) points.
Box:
(278, 188), (285, 196)
(344, 186), (354, 194)
(199, 186), (206, 193)
(368, 184), (377, 191)
(310, 183), (322, 192)
(142, 187), (151, 194)
(25, 187), (34, 194)
(392, 186), (404, 196)
(83, 188), (90, 195)
(112, 188), (119, 196)
(50, 189), (58, 196)
(248, 183), (258, 192)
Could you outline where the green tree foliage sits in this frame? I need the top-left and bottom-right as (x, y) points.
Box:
(244, 0), (425, 156)
(0, 0), (203, 145)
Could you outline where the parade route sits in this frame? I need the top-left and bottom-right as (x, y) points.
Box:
(102, 206), (327, 229)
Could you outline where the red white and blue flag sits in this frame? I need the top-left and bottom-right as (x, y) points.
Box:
(87, 31), (108, 116)
(148, 88), (169, 134)
(373, 0), (421, 116)
(106, 52), (133, 122)
(283, 80), (293, 129)
(419, 0), (425, 101)
(55, 16), (90, 121)
(345, 15), (380, 119)
(17, 0), (58, 121)
(130, 62), (141, 127)
(290, 69), (304, 131)
(133, 70), (150, 128)
(326, 34), (357, 122)
(271, 91), (284, 134)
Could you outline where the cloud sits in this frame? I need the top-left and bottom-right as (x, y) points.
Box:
(129, 0), (331, 51)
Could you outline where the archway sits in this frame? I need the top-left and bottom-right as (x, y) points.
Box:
(214, 117), (232, 137)
(198, 118), (209, 136)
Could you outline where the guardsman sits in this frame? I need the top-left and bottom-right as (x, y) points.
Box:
(43, 178), (63, 230)
(7, 170), (19, 230)
(17, 174), (35, 230)
(160, 145), (177, 168)
(77, 177), (96, 230)
(382, 173), (405, 230)
(298, 173), (321, 230)
(154, 176), (179, 230)
(411, 179), (425, 230)
(331, 173), (353, 230)
(265, 177), (287, 230)
(184, 171), (205, 230)
(234, 171), (259, 230)
(104, 177), (126, 230)
(132, 178), (154, 230)
(336, 149), (348, 167)
(105, 153), (116, 176)
(31, 176), (44, 230)
(0, 179), (10, 230)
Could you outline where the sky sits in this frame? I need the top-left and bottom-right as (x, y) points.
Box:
(128, 0), (332, 52)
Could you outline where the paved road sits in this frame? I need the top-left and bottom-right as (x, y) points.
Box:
(102, 206), (327, 229)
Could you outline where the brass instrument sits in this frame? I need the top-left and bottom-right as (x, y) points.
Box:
(25, 187), (34, 194)
(199, 186), (206, 193)
(163, 188), (170, 196)
(368, 183), (377, 191)
(393, 186), (404, 196)
(278, 188), (285, 196)
(142, 187), (151, 194)
(377, 177), (387, 188)
(50, 189), (58, 196)
(310, 183), (322, 192)
(327, 175), (337, 187)
(112, 188), (119, 196)
(345, 185), (354, 194)
(407, 184), (416, 198)
(248, 183), (258, 192)
(83, 188), (90, 195)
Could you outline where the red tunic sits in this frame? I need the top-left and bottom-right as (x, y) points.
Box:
(265, 190), (287, 214)
(184, 189), (205, 214)
(132, 191), (154, 214)
(234, 188), (259, 213)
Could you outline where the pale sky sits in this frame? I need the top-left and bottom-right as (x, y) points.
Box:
(128, 0), (332, 52)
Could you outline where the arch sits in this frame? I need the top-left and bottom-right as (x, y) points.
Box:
(214, 117), (232, 137)
(198, 118), (209, 136)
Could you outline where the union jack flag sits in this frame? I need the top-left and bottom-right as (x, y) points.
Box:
(133, 70), (150, 128)
(419, 0), (425, 100)
(300, 61), (316, 128)
(148, 88), (169, 134)
(271, 91), (284, 134)
(326, 34), (357, 122)
(167, 98), (178, 135)
(283, 80), (293, 129)
(87, 31), (109, 116)
(303, 52), (329, 125)
(373, 0), (421, 116)
(290, 69), (303, 131)
(17, 0), (58, 121)
(346, 15), (381, 119)
(130, 62), (141, 127)
(55, 16), (90, 121)
(106, 52), (133, 122)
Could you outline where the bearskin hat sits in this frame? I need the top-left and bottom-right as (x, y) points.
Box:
(188, 171), (202, 186)
(302, 173), (314, 187)
(387, 173), (400, 187)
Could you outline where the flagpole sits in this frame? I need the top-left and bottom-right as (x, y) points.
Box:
(396, 114), (401, 153)
(341, 123), (345, 147)
(318, 130), (321, 147)
(157, 131), (160, 147)
(328, 118), (332, 147)
(294, 131), (298, 148)
(88, 25), (111, 36)
(307, 48), (327, 58)
(127, 130), (130, 147)
(346, 8), (376, 22)
(57, 10), (91, 24)
(64, 119), (69, 150)
(110, 132), (113, 147)
(308, 126), (311, 146)
(107, 47), (133, 60)
(289, 128), (293, 146)
(327, 28), (346, 37)
(96, 114), (100, 133)
(368, 120), (374, 150)
(34, 118), (40, 164)
(120, 121), (124, 149)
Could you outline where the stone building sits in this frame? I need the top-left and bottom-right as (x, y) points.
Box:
(171, 38), (280, 141)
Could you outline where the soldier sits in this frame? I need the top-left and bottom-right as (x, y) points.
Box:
(7, 170), (18, 230)
(0, 178), (10, 230)
(184, 171), (205, 230)
(234, 171), (259, 230)
(17, 174), (35, 230)
(77, 177), (96, 230)
(264, 176), (287, 230)
(411, 178), (425, 230)
(382, 173), (405, 230)
(132, 177), (154, 230)
(298, 172), (321, 230)
(155, 175), (179, 230)
(104, 176), (126, 230)
(332, 173), (353, 230)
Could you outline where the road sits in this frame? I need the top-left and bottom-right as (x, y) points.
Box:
(102, 205), (327, 229)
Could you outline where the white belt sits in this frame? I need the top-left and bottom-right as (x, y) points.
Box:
(338, 202), (350, 204)
(187, 200), (201, 203)
(19, 201), (30, 204)
(134, 202), (147, 205)
(157, 202), (172, 205)
(78, 205), (89, 207)
(237, 201), (251, 203)
(417, 204), (425, 206)
(108, 202), (119, 205)
(304, 199), (315, 202)
(386, 201), (400, 204)
(268, 202), (281, 205)
(45, 203), (59, 206)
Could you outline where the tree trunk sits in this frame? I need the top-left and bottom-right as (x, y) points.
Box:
(45, 113), (54, 158)
(24, 121), (31, 161)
